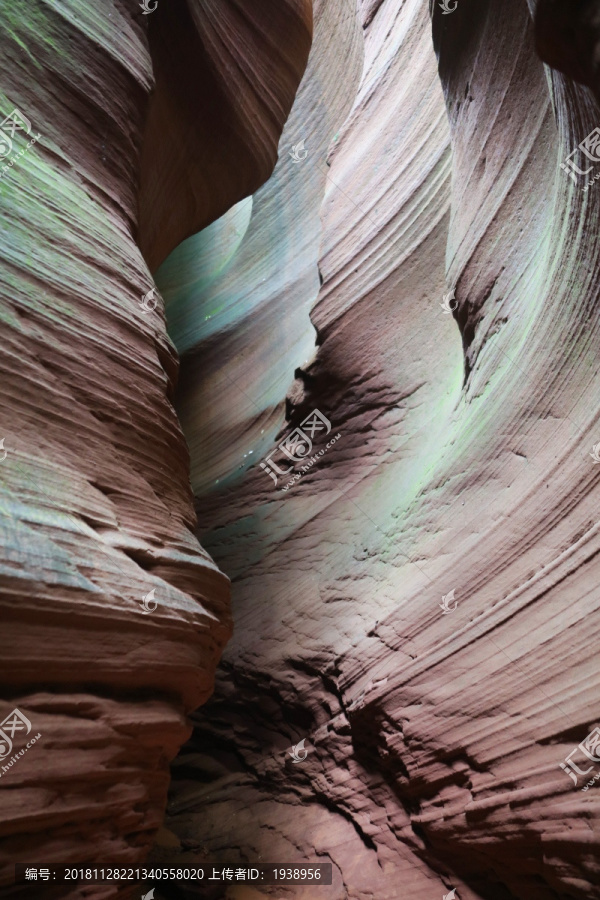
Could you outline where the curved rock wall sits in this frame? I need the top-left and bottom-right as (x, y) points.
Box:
(0, 0), (311, 893)
(161, 0), (600, 898)
(3, 0), (599, 896)
(156, 0), (364, 496)
(139, 0), (312, 270)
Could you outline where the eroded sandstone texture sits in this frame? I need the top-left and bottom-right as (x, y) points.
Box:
(0, 0), (310, 896)
(156, 0), (600, 898)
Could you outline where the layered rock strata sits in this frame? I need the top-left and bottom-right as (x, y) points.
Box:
(0, 0), (311, 895)
(160, 0), (600, 898)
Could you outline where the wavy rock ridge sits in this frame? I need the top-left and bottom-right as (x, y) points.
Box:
(0, 0), (311, 894)
(158, 0), (600, 898)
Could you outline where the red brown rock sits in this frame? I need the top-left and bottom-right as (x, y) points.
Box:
(156, 0), (600, 898)
(0, 0), (311, 895)
(138, 0), (313, 270)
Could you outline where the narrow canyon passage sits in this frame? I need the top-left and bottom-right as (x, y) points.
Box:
(1, 1), (600, 899)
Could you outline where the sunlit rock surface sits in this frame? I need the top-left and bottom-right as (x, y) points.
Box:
(0, 0), (310, 893)
(157, 0), (363, 497)
(160, 0), (600, 898)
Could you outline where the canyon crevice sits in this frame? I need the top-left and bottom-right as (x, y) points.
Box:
(2, 1), (600, 899)
(158, 0), (600, 898)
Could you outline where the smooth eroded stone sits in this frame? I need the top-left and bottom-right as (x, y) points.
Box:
(158, 0), (600, 897)
(0, 0), (311, 892)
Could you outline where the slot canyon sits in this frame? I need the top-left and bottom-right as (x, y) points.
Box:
(1, 0), (600, 898)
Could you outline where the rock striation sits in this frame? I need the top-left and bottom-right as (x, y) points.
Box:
(159, 0), (600, 898)
(3, 0), (600, 897)
(0, 0), (311, 895)
(139, 0), (312, 271)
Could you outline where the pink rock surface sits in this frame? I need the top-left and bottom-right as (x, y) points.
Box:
(158, 1), (600, 898)
(0, 0), (311, 894)
(2, 0), (600, 897)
